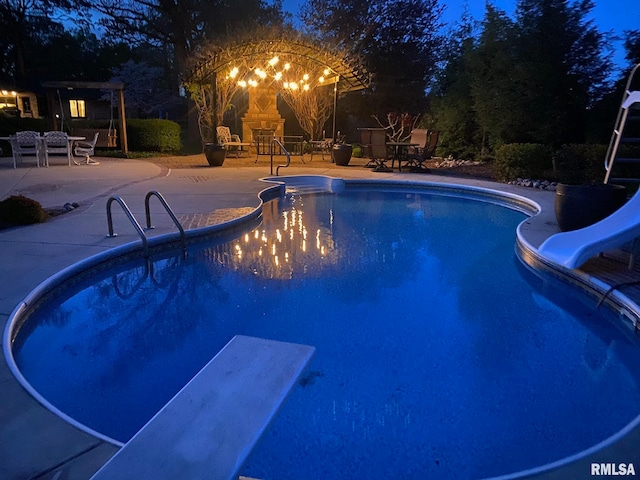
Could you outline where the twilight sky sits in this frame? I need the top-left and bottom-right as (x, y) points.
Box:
(282, 0), (639, 72)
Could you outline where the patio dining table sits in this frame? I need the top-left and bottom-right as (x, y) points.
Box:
(387, 141), (419, 172)
(0, 134), (85, 167)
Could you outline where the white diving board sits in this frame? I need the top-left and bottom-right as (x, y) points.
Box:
(538, 187), (640, 269)
(90, 335), (315, 480)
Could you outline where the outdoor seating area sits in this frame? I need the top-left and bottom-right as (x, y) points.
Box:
(1, 130), (89, 168)
(357, 127), (439, 173)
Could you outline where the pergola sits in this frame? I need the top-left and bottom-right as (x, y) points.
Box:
(185, 37), (370, 142)
(42, 81), (129, 154)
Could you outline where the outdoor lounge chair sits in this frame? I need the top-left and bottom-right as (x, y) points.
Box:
(43, 131), (72, 167)
(216, 126), (251, 157)
(73, 132), (100, 165)
(10, 131), (41, 168)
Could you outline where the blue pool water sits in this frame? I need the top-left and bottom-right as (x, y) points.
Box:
(10, 187), (640, 479)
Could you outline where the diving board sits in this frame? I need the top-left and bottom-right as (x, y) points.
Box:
(538, 188), (640, 269)
(90, 335), (315, 480)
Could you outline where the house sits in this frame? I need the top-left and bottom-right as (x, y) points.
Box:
(0, 87), (40, 118)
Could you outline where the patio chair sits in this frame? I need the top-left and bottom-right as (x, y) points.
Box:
(405, 130), (439, 172)
(216, 126), (251, 157)
(359, 128), (391, 171)
(10, 131), (41, 168)
(43, 131), (72, 167)
(391, 129), (428, 171)
(73, 132), (100, 165)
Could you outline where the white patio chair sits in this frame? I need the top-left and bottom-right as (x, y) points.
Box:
(43, 131), (72, 167)
(73, 132), (100, 165)
(216, 126), (251, 157)
(10, 131), (41, 168)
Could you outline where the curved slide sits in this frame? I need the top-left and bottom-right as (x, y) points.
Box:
(538, 187), (640, 268)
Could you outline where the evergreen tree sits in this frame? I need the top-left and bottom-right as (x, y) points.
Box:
(430, 10), (480, 159)
(469, 5), (519, 149)
(624, 30), (640, 68)
(511, 0), (612, 146)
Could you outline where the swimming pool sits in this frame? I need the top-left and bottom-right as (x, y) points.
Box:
(6, 180), (640, 479)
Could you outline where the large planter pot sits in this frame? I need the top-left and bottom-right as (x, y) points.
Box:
(204, 143), (226, 167)
(332, 144), (352, 166)
(554, 183), (627, 232)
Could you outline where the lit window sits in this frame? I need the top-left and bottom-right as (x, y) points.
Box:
(69, 99), (86, 118)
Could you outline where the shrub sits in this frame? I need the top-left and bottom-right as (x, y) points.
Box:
(552, 144), (608, 184)
(494, 143), (553, 182)
(351, 144), (363, 158)
(0, 195), (48, 225)
(126, 119), (181, 152)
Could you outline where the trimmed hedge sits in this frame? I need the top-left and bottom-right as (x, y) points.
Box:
(125, 119), (181, 152)
(494, 143), (553, 182)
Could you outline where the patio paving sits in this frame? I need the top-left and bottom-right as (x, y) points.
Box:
(0, 153), (637, 479)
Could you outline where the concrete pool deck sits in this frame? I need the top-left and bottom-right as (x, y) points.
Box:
(0, 154), (637, 479)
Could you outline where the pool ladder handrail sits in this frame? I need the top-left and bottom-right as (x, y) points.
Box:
(271, 138), (291, 176)
(144, 190), (186, 252)
(106, 192), (186, 257)
(106, 196), (149, 256)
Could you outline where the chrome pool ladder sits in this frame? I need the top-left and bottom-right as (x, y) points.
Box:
(106, 191), (186, 257)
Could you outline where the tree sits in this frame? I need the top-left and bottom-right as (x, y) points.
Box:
(0, 0), (87, 85)
(108, 60), (183, 118)
(469, 5), (520, 149)
(429, 10), (481, 159)
(624, 30), (640, 68)
(83, 0), (287, 89)
(300, 0), (445, 115)
(511, 0), (613, 146)
(277, 64), (335, 141)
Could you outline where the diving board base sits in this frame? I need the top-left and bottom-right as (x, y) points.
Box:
(90, 335), (315, 480)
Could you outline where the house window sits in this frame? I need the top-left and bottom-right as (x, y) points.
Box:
(69, 99), (86, 118)
(0, 90), (17, 109)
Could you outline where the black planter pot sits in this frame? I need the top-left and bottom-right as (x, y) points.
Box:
(554, 183), (627, 232)
(332, 144), (352, 166)
(204, 143), (226, 167)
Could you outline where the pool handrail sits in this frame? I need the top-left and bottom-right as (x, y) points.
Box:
(144, 190), (186, 253)
(106, 195), (149, 257)
(271, 138), (290, 176)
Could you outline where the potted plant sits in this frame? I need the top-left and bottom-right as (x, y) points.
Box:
(554, 183), (627, 231)
(204, 143), (226, 166)
(552, 145), (627, 231)
(186, 83), (228, 167)
(332, 142), (352, 166)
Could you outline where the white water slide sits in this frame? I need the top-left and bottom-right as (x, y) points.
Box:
(538, 83), (640, 269)
(537, 186), (640, 268)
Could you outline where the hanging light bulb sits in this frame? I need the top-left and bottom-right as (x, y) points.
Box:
(268, 56), (279, 66)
